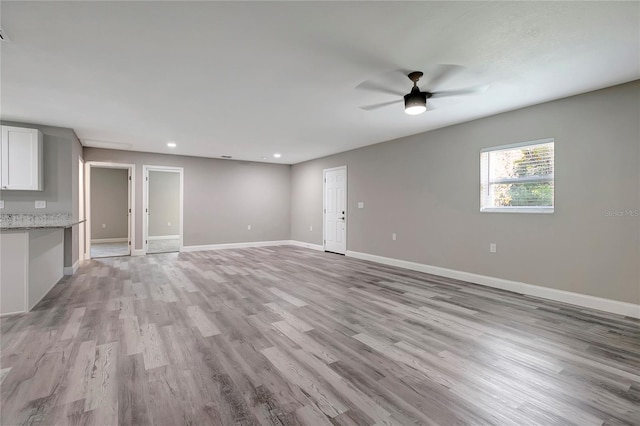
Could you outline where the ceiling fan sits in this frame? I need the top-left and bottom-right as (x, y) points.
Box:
(357, 65), (487, 115)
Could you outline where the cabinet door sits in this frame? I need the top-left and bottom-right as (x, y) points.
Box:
(1, 126), (43, 191)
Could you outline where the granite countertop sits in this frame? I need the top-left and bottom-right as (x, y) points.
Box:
(0, 213), (86, 230)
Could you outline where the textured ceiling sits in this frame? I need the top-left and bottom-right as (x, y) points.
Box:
(1, 1), (638, 164)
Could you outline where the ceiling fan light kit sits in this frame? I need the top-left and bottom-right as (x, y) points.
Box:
(404, 71), (428, 115)
(404, 88), (428, 115)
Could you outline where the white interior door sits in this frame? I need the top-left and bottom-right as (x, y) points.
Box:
(126, 168), (132, 255)
(324, 166), (347, 254)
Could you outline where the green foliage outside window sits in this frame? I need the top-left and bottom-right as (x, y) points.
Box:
(497, 146), (554, 207)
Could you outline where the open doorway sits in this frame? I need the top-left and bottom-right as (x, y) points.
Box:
(143, 166), (183, 254)
(86, 162), (135, 259)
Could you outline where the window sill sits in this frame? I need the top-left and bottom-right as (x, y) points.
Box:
(481, 207), (554, 214)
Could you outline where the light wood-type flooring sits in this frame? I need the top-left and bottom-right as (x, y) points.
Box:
(90, 242), (130, 259)
(1, 246), (639, 425)
(147, 238), (180, 255)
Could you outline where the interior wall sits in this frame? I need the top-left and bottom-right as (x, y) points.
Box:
(82, 148), (291, 249)
(90, 167), (129, 240)
(0, 122), (74, 214)
(290, 81), (640, 305)
(148, 170), (180, 237)
(0, 121), (82, 268)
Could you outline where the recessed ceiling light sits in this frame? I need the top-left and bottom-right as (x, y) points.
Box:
(167, 142), (176, 148)
(273, 153), (281, 158)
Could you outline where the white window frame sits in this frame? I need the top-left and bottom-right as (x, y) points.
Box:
(480, 138), (554, 214)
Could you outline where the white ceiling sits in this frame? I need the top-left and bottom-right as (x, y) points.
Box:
(1, 1), (638, 164)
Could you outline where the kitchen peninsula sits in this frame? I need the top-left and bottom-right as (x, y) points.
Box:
(0, 213), (84, 315)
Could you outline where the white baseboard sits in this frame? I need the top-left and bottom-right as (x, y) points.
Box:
(181, 240), (292, 252)
(346, 250), (640, 319)
(147, 235), (180, 241)
(131, 249), (146, 257)
(181, 240), (324, 253)
(91, 237), (128, 244)
(288, 240), (324, 251)
(63, 260), (79, 276)
(0, 310), (26, 317)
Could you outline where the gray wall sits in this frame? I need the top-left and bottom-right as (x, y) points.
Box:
(0, 121), (82, 268)
(0, 122), (74, 214)
(83, 148), (291, 248)
(291, 81), (640, 304)
(90, 167), (129, 240)
(148, 170), (180, 237)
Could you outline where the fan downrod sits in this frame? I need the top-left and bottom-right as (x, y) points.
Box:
(407, 71), (424, 85)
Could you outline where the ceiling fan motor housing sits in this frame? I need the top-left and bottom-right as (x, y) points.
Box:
(404, 87), (428, 114)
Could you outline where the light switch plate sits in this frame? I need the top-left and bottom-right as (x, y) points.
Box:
(35, 200), (46, 209)
(0, 200), (4, 209)
(358, 202), (364, 209)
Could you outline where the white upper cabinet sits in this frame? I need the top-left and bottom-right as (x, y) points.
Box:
(1, 125), (43, 191)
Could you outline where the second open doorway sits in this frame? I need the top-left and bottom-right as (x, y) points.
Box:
(143, 166), (184, 254)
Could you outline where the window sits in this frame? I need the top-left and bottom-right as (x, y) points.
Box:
(480, 138), (554, 213)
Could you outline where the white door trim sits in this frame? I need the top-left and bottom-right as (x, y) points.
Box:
(142, 165), (184, 254)
(78, 156), (86, 261)
(85, 161), (135, 259)
(323, 165), (347, 254)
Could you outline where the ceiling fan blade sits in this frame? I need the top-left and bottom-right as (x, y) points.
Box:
(355, 80), (405, 97)
(360, 99), (403, 111)
(430, 85), (489, 98)
(423, 64), (465, 90)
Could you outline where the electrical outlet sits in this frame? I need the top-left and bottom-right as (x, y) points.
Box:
(0, 200), (4, 209)
(490, 243), (497, 253)
(35, 200), (46, 209)
(309, 225), (313, 231)
(167, 221), (171, 227)
(392, 233), (397, 241)
(247, 225), (251, 230)
(358, 202), (364, 209)
(102, 224), (106, 229)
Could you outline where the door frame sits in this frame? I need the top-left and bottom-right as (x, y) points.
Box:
(85, 161), (135, 259)
(78, 157), (86, 260)
(323, 165), (347, 254)
(142, 165), (184, 254)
